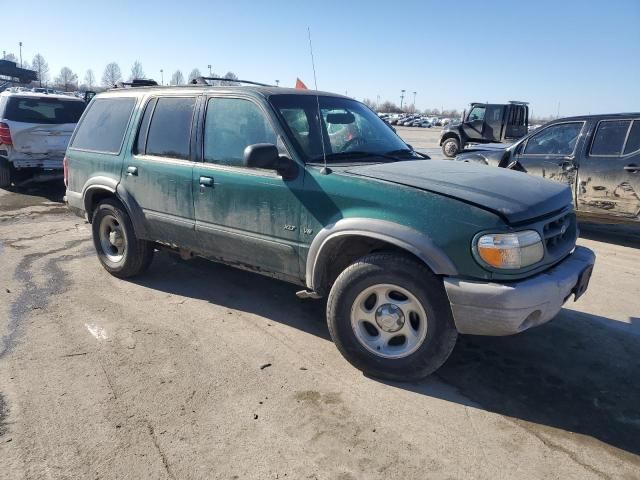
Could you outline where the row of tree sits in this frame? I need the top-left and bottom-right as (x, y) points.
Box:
(3, 52), (239, 92)
(363, 98), (462, 117)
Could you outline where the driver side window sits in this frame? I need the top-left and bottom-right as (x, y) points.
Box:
(468, 106), (485, 122)
(204, 98), (277, 167)
(523, 122), (583, 155)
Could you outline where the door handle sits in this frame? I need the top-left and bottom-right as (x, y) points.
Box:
(623, 164), (639, 173)
(199, 176), (214, 187)
(126, 166), (138, 176)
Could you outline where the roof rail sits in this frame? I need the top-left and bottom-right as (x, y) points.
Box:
(112, 79), (159, 88)
(508, 100), (529, 105)
(191, 76), (273, 87)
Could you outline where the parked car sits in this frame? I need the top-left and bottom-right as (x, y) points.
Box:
(65, 84), (594, 380)
(0, 91), (86, 187)
(440, 101), (529, 157)
(455, 113), (640, 224)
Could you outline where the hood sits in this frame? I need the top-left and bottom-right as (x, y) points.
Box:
(344, 160), (571, 224)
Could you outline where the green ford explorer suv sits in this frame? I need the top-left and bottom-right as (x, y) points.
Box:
(65, 82), (595, 380)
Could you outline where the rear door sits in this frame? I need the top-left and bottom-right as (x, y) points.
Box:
(505, 104), (528, 139)
(484, 105), (505, 142)
(3, 96), (85, 161)
(123, 95), (199, 248)
(578, 118), (640, 220)
(513, 121), (586, 194)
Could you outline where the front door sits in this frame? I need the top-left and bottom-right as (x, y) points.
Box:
(578, 118), (640, 220)
(124, 95), (198, 248)
(462, 105), (486, 142)
(192, 96), (303, 280)
(514, 121), (586, 195)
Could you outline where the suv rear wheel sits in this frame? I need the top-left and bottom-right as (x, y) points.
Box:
(326, 253), (458, 380)
(0, 158), (11, 188)
(91, 199), (154, 278)
(442, 137), (460, 158)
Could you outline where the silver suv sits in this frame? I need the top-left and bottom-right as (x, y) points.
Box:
(0, 91), (85, 187)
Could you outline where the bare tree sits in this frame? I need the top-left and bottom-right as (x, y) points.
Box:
(102, 62), (122, 87)
(188, 68), (201, 83)
(55, 67), (78, 92)
(220, 71), (239, 86)
(379, 101), (401, 113)
(31, 54), (49, 86)
(362, 98), (376, 109)
(129, 61), (145, 80)
(85, 69), (95, 90)
(3, 53), (18, 63)
(170, 70), (185, 85)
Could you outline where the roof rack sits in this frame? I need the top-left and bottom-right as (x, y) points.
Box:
(112, 79), (159, 88)
(508, 100), (529, 105)
(190, 76), (273, 87)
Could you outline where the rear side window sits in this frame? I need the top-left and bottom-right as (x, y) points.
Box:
(134, 98), (157, 154)
(591, 120), (632, 156)
(5, 96), (85, 124)
(71, 98), (135, 153)
(145, 97), (196, 159)
(624, 120), (640, 155)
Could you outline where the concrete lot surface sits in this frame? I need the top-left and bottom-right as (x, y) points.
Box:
(1, 161), (639, 478)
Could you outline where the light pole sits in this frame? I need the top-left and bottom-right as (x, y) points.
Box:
(412, 91), (417, 112)
(400, 89), (406, 111)
(207, 64), (212, 76)
(18, 41), (22, 68)
(376, 94), (380, 108)
(160, 69), (164, 85)
(275, 80), (280, 87)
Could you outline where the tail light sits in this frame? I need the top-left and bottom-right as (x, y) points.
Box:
(0, 123), (12, 145)
(63, 155), (69, 187)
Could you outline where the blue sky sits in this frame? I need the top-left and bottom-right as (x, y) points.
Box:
(3, 0), (639, 116)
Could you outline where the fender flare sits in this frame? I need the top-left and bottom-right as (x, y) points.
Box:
(306, 218), (458, 291)
(440, 130), (462, 146)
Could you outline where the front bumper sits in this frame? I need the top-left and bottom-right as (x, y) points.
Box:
(443, 246), (595, 336)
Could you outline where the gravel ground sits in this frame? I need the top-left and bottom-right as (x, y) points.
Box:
(1, 143), (639, 479)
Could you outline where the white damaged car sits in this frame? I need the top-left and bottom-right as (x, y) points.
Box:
(0, 91), (86, 187)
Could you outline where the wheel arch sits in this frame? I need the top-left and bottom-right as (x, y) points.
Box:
(307, 218), (458, 294)
(440, 130), (461, 145)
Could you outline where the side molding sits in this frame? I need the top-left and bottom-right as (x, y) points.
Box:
(306, 218), (458, 290)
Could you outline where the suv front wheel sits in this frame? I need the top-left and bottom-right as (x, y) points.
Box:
(442, 137), (460, 158)
(326, 253), (458, 380)
(91, 199), (154, 278)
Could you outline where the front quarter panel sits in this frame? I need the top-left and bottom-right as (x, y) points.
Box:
(300, 166), (506, 287)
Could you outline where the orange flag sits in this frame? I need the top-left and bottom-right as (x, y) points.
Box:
(295, 78), (308, 89)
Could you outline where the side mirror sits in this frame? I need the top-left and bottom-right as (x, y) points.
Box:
(243, 143), (297, 179)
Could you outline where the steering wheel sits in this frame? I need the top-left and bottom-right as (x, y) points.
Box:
(340, 136), (366, 152)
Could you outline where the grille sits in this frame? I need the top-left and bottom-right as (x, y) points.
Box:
(543, 211), (576, 257)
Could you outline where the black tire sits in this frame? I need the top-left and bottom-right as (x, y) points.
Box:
(0, 158), (11, 188)
(91, 198), (154, 278)
(327, 253), (458, 381)
(442, 137), (460, 158)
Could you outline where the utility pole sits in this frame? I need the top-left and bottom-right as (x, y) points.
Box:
(160, 69), (164, 85)
(412, 91), (417, 112)
(18, 41), (22, 68)
(400, 89), (406, 111)
(376, 94), (380, 106)
(557, 101), (560, 119)
(208, 64), (212, 76)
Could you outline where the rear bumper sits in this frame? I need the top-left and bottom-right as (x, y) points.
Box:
(443, 246), (595, 336)
(65, 190), (86, 219)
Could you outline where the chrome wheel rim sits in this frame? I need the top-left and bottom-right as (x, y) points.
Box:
(99, 214), (126, 263)
(350, 283), (428, 359)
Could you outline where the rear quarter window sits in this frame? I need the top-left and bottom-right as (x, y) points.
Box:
(590, 120), (631, 156)
(70, 97), (136, 154)
(5, 96), (85, 124)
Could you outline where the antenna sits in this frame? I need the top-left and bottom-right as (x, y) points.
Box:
(307, 27), (329, 174)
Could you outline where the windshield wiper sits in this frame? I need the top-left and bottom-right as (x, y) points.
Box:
(385, 148), (430, 159)
(311, 151), (408, 163)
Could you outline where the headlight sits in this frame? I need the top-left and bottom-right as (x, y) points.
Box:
(476, 230), (544, 269)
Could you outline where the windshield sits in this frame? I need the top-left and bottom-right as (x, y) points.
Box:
(270, 94), (410, 163)
(5, 96), (85, 125)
